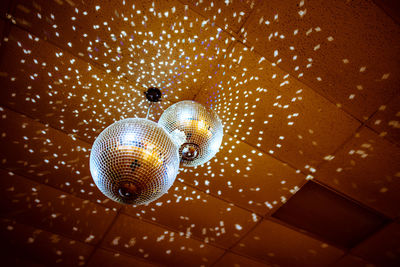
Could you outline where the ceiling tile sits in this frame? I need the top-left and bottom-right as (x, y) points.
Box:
(272, 181), (388, 249)
(367, 94), (400, 145)
(333, 255), (376, 267)
(213, 252), (270, 267)
(123, 181), (259, 248)
(0, 25), (164, 142)
(0, 19), (5, 42)
(352, 223), (400, 267)
(0, 106), (119, 207)
(178, 133), (305, 215)
(0, 218), (94, 266)
(88, 248), (159, 267)
(0, 0), (11, 18)
(12, 0), (232, 102)
(196, 41), (360, 172)
(180, 0), (258, 33)
(315, 127), (400, 218)
(4, 257), (46, 267)
(240, 0), (400, 121)
(232, 219), (344, 266)
(374, 0), (400, 24)
(0, 169), (117, 245)
(102, 214), (225, 267)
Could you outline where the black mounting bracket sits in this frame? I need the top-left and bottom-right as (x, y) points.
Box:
(145, 87), (162, 102)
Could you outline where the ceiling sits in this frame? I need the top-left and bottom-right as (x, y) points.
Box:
(0, 0), (399, 266)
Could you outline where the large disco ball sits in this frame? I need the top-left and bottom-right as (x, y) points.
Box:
(158, 100), (223, 167)
(89, 118), (180, 205)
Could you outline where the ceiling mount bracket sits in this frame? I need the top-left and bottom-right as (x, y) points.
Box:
(145, 87), (162, 102)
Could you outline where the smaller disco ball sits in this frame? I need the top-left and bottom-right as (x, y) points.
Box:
(90, 118), (180, 205)
(158, 100), (223, 167)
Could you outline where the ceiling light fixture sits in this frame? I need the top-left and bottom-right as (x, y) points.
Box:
(89, 88), (223, 205)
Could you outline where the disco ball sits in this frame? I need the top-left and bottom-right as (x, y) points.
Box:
(89, 118), (180, 205)
(158, 100), (223, 167)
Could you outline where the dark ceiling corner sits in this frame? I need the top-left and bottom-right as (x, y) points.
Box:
(272, 181), (390, 249)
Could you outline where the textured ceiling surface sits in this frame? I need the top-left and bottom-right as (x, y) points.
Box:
(0, 0), (399, 266)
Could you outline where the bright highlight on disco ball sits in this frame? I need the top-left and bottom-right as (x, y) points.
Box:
(89, 118), (180, 205)
(158, 100), (223, 167)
